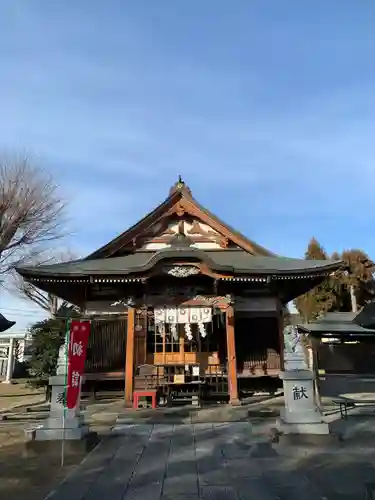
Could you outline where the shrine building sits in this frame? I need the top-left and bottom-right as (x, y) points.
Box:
(16, 178), (342, 406)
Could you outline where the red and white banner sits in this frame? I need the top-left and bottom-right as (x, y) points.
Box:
(66, 320), (90, 410)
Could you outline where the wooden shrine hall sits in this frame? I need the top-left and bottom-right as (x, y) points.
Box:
(17, 178), (342, 406)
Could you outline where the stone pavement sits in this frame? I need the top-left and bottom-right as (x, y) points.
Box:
(46, 421), (375, 500)
(0, 382), (44, 413)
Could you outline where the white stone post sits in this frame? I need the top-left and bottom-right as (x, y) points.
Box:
(30, 336), (88, 441)
(277, 326), (329, 435)
(3, 336), (14, 384)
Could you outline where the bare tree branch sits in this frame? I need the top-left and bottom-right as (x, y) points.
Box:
(10, 248), (78, 317)
(0, 155), (67, 275)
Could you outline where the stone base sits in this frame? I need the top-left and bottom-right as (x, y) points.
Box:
(276, 430), (342, 446)
(33, 424), (89, 441)
(279, 407), (326, 424)
(24, 431), (99, 456)
(277, 418), (330, 435)
(284, 352), (307, 371)
(25, 419), (90, 442)
(44, 415), (85, 429)
(229, 398), (241, 407)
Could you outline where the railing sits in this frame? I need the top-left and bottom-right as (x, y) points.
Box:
(238, 350), (280, 376)
(134, 363), (229, 397)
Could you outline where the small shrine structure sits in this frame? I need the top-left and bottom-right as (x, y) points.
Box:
(298, 305), (375, 376)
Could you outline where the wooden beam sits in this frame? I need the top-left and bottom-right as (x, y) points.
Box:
(124, 307), (135, 406)
(225, 305), (240, 405)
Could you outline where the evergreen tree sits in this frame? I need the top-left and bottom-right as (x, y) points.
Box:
(295, 239), (375, 319)
(336, 249), (375, 311)
(28, 305), (79, 395)
(283, 306), (292, 328)
(294, 238), (336, 321)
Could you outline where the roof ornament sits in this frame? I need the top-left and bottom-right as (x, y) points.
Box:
(169, 175), (192, 196)
(168, 231), (193, 249)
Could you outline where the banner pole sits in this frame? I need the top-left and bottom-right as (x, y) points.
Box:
(61, 318), (71, 468)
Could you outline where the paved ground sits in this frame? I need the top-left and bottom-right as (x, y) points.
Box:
(46, 421), (375, 500)
(0, 398), (123, 500)
(0, 381), (44, 413)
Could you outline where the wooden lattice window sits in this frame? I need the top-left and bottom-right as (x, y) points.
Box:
(200, 322), (216, 352)
(154, 324), (164, 353)
(184, 326), (199, 353)
(164, 325), (180, 353)
(146, 315), (156, 354)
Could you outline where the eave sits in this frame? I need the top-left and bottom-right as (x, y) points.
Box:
(17, 268), (338, 285)
(297, 303), (375, 337)
(298, 323), (375, 337)
(16, 248), (343, 279)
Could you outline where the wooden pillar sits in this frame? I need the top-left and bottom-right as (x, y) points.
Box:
(179, 330), (185, 364)
(225, 305), (240, 405)
(125, 307), (135, 406)
(311, 336), (322, 410)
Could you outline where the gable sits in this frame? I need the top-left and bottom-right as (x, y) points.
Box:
(86, 179), (275, 259)
(141, 217), (240, 251)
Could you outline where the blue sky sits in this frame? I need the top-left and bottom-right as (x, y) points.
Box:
(1, 1), (375, 331)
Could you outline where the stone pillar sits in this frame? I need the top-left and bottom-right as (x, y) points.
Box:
(3, 337), (14, 384)
(278, 368), (329, 435)
(277, 327), (329, 436)
(29, 339), (88, 441)
(225, 305), (240, 406)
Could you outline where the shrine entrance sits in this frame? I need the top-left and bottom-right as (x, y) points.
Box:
(149, 306), (224, 367)
(132, 304), (230, 403)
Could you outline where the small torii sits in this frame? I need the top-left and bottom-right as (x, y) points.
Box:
(0, 313), (17, 384)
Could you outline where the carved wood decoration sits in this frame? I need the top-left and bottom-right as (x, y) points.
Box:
(176, 202), (185, 217)
(141, 218), (232, 250)
(127, 261), (235, 282)
(166, 197), (261, 254)
(219, 237), (229, 249)
(187, 220), (216, 237)
(187, 220), (203, 235)
(164, 265), (200, 278)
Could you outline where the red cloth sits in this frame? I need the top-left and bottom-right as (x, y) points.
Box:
(66, 320), (90, 410)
